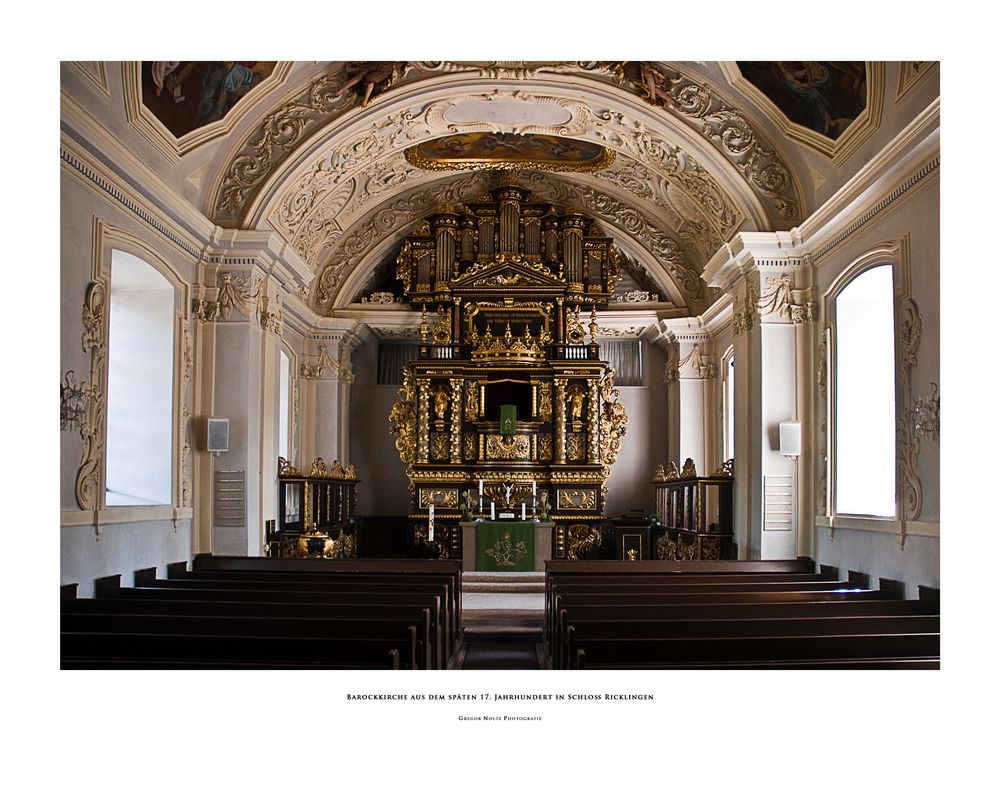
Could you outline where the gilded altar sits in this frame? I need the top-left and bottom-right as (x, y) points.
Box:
(388, 183), (629, 528)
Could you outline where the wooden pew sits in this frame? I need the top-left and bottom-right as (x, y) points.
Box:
(185, 555), (464, 651)
(97, 582), (449, 669)
(138, 576), (454, 664)
(62, 629), (413, 669)
(573, 632), (940, 668)
(548, 583), (884, 656)
(64, 596), (441, 669)
(561, 614), (940, 669)
(62, 607), (433, 670)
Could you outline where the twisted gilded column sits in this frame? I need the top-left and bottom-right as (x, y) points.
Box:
(450, 378), (463, 464)
(587, 378), (601, 464)
(554, 378), (567, 464)
(416, 378), (430, 463)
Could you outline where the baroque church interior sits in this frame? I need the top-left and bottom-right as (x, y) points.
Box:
(47, 40), (963, 793)
(60, 58), (940, 596)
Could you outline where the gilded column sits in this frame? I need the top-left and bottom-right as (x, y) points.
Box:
(417, 378), (430, 463)
(450, 378), (463, 464)
(587, 378), (601, 464)
(554, 378), (567, 464)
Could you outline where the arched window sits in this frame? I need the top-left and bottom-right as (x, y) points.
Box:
(105, 250), (175, 506)
(722, 349), (736, 462)
(278, 349), (291, 460)
(832, 264), (896, 517)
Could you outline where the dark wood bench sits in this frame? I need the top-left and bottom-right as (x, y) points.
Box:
(573, 632), (940, 669)
(64, 596), (442, 669)
(61, 629), (415, 669)
(185, 555), (463, 651)
(91, 580), (450, 669)
(142, 575), (453, 643)
(560, 614), (940, 669)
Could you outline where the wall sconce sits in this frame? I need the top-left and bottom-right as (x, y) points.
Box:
(60, 371), (87, 433)
(912, 383), (940, 441)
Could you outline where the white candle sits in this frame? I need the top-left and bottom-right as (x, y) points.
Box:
(532, 480), (537, 497)
(428, 503), (434, 541)
(490, 502), (495, 520)
(521, 502), (526, 520)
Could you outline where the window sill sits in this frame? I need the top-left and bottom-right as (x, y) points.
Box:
(62, 506), (194, 527)
(815, 515), (939, 538)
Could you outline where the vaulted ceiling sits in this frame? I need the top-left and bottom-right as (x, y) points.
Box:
(114, 61), (923, 316)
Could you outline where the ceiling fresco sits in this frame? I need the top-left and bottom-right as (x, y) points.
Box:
(404, 132), (615, 172)
(142, 61), (276, 138)
(736, 61), (867, 139)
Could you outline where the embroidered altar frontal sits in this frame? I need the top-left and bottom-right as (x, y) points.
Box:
(476, 522), (535, 571)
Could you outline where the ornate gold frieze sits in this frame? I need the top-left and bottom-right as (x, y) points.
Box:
(419, 488), (458, 508)
(485, 434), (531, 460)
(464, 434), (477, 461)
(558, 489), (597, 510)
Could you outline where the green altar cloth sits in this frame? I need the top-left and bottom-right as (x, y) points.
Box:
(476, 522), (535, 572)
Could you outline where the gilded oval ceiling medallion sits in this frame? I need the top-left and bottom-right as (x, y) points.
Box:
(405, 132), (615, 173)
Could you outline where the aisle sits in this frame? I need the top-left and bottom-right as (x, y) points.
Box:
(457, 572), (546, 669)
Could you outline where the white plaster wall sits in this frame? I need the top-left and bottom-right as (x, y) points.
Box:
(812, 169), (939, 588)
(605, 342), (667, 517)
(61, 520), (193, 598)
(759, 322), (798, 559)
(350, 338), (413, 517)
(815, 528), (940, 598)
(60, 166), (198, 590)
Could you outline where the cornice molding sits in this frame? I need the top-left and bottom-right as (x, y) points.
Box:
(704, 99), (939, 289)
(791, 98), (939, 258)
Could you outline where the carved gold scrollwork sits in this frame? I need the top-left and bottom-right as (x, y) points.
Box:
(465, 380), (479, 421)
(431, 433), (450, 461)
(419, 489), (458, 508)
(538, 381), (553, 421)
(566, 433), (585, 462)
(538, 434), (553, 461)
(567, 524), (601, 559)
(485, 435), (531, 460)
(388, 370), (417, 467)
(598, 369), (628, 465)
(558, 489), (597, 510)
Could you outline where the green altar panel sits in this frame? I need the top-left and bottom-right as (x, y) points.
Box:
(500, 404), (517, 435)
(476, 522), (535, 572)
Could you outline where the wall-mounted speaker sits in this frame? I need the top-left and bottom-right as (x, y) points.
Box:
(779, 421), (801, 457)
(207, 418), (230, 452)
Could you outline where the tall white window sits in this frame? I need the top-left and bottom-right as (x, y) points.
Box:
(105, 250), (175, 506)
(278, 350), (290, 460)
(724, 353), (736, 462)
(834, 264), (896, 517)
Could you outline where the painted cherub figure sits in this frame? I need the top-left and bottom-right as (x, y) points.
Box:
(332, 61), (422, 108)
